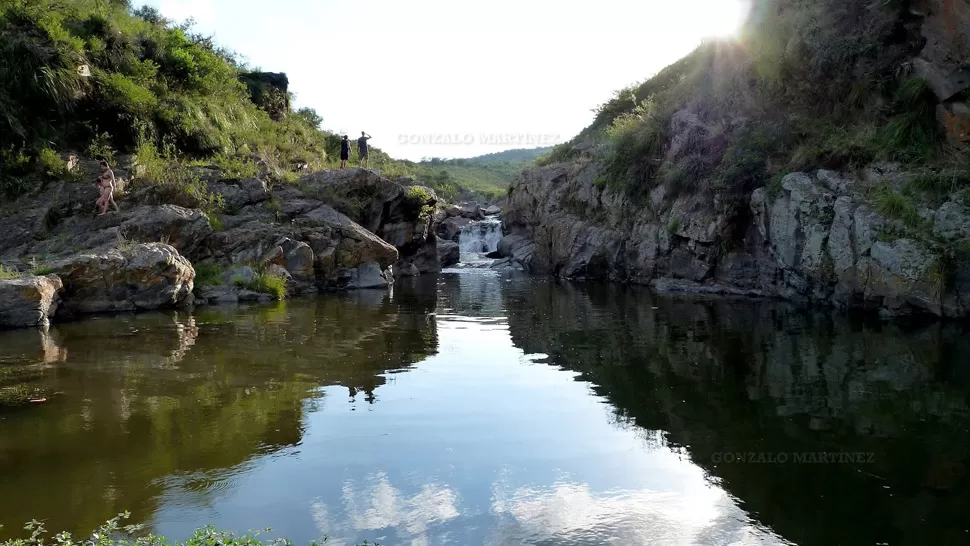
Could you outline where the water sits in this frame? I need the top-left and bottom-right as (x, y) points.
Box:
(457, 219), (503, 265)
(2, 272), (970, 546)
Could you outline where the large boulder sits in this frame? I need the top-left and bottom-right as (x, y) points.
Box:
(0, 275), (63, 329)
(438, 240), (460, 267)
(299, 169), (439, 276)
(51, 243), (195, 316)
(436, 216), (473, 242)
(207, 202), (399, 291)
(119, 205), (214, 258)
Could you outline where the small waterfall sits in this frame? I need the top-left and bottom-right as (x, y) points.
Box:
(457, 218), (503, 264)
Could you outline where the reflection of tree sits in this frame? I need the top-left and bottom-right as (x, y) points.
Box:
(0, 286), (438, 539)
(502, 281), (970, 546)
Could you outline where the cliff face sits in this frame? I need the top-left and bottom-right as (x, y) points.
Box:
(503, 0), (970, 317)
(504, 161), (970, 317)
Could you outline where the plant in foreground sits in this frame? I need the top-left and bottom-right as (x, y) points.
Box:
(0, 513), (381, 546)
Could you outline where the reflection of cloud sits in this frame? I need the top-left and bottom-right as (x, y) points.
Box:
(487, 478), (784, 546)
(311, 472), (459, 546)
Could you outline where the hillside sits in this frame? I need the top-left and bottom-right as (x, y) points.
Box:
(406, 148), (552, 202)
(502, 0), (970, 318)
(0, 0), (550, 207)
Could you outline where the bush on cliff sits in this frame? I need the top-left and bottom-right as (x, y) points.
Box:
(0, 0), (329, 190)
(546, 0), (965, 209)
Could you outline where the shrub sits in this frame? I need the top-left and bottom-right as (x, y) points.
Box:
(601, 98), (671, 191)
(0, 512), (383, 546)
(86, 131), (116, 163)
(874, 186), (923, 229)
(535, 142), (579, 167)
(193, 261), (224, 286)
(0, 265), (21, 280)
(233, 270), (287, 299)
(37, 147), (67, 179)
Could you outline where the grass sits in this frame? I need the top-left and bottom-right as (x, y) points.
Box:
(0, 265), (21, 280)
(193, 262), (224, 287)
(232, 270), (287, 300)
(0, 513), (382, 546)
(874, 186), (924, 230)
(406, 186), (435, 221)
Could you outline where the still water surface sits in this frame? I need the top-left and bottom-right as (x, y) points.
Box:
(1, 270), (970, 545)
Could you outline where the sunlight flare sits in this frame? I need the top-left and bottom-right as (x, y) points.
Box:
(694, 0), (751, 39)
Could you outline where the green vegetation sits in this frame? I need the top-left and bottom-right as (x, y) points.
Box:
(543, 0), (964, 212)
(193, 261), (224, 287)
(0, 265), (20, 280)
(0, 513), (380, 546)
(406, 186), (435, 221)
(0, 0), (329, 195)
(395, 148), (552, 201)
(231, 269), (288, 299)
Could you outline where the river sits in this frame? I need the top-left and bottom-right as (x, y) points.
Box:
(1, 270), (969, 546)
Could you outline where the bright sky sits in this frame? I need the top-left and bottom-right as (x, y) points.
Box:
(143, 0), (750, 161)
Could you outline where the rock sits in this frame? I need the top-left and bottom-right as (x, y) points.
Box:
(497, 234), (536, 267)
(459, 203), (485, 220)
(347, 262), (393, 289)
(299, 170), (437, 277)
(914, 0), (970, 101)
(0, 275), (63, 329)
(436, 216), (472, 242)
(394, 262), (420, 278)
(224, 266), (257, 286)
(119, 205), (214, 258)
(933, 201), (970, 241)
(504, 161), (970, 317)
(937, 101), (970, 148)
(196, 285), (239, 304)
(209, 178), (269, 210)
(238, 289), (275, 303)
(434, 204), (463, 224)
(438, 240), (460, 267)
(51, 243), (194, 316)
(484, 205), (502, 216)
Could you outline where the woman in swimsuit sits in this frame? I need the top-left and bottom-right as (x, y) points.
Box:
(95, 161), (119, 215)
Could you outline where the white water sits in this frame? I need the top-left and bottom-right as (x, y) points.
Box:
(457, 218), (503, 266)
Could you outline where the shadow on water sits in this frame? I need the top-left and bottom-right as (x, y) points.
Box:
(0, 281), (439, 539)
(501, 279), (970, 546)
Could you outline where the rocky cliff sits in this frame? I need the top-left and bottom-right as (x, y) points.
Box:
(502, 0), (970, 318)
(0, 164), (439, 328)
(504, 161), (970, 317)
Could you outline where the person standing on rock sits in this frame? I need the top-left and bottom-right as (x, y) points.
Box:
(95, 160), (120, 215)
(357, 131), (371, 169)
(340, 135), (351, 169)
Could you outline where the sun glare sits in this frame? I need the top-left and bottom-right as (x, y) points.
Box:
(695, 0), (751, 39)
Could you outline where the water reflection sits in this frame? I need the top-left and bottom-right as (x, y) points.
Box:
(0, 273), (968, 546)
(0, 288), (438, 538)
(502, 281), (970, 546)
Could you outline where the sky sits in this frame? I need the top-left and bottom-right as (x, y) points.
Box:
(143, 0), (750, 161)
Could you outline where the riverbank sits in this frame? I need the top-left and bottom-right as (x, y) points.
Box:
(0, 162), (445, 329)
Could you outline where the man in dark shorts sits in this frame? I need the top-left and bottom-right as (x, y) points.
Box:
(357, 131), (371, 169)
(340, 135), (350, 169)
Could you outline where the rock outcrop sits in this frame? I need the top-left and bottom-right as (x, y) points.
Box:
(438, 240), (460, 268)
(51, 243), (195, 317)
(0, 166), (454, 326)
(298, 169), (439, 278)
(0, 275), (63, 329)
(504, 160), (970, 317)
